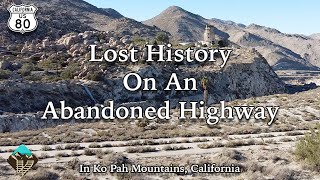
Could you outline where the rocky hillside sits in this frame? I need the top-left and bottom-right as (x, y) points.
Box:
(246, 24), (320, 67)
(102, 8), (124, 18)
(143, 6), (228, 42)
(0, 46), (286, 132)
(310, 33), (320, 40)
(0, 0), (163, 45)
(143, 6), (319, 70)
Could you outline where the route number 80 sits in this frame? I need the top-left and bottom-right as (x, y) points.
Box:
(15, 19), (30, 29)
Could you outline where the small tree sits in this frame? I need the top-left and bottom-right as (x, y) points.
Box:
(156, 32), (169, 44)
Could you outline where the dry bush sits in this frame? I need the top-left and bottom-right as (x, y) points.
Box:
(225, 140), (247, 147)
(0, 157), (6, 163)
(71, 151), (82, 157)
(126, 146), (157, 153)
(198, 142), (223, 149)
(0, 165), (10, 175)
(55, 145), (64, 150)
(84, 148), (96, 156)
(192, 138), (209, 143)
(21, 168), (59, 180)
(272, 167), (298, 180)
(41, 145), (53, 151)
(66, 158), (80, 170)
(56, 152), (70, 158)
(285, 131), (304, 136)
(89, 143), (101, 148)
(61, 170), (86, 180)
(64, 143), (82, 150)
(39, 153), (51, 159)
(95, 149), (104, 159)
(280, 137), (293, 142)
(102, 153), (131, 166)
(102, 143), (113, 147)
(245, 161), (264, 173)
(162, 145), (189, 151)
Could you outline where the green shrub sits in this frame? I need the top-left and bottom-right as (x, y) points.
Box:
(0, 70), (11, 79)
(295, 126), (320, 170)
(60, 64), (79, 79)
(86, 71), (104, 81)
(18, 63), (34, 76)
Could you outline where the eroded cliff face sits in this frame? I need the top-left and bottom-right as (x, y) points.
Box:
(0, 49), (285, 132)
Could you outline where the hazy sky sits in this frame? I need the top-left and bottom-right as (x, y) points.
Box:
(84, 0), (319, 35)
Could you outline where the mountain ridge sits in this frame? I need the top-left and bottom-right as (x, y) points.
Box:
(143, 6), (319, 70)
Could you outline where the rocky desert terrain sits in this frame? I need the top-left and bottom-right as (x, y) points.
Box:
(1, 88), (320, 179)
(0, 0), (320, 180)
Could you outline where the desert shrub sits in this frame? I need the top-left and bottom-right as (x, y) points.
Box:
(102, 143), (113, 147)
(198, 142), (223, 149)
(71, 151), (82, 157)
(95, 149), (104, 159)
(225, 140), (247, 147)
(41, 145), (53, 151)
(55, 145), (64, 150)
(273, 168), (297, 180)
(86, 71), (104, 81)
(245, 161), (264, 173)
(84, 149), (96, 156)
(136, 119), (149, 127)
(295, 126), (320, 170)
(280, 137), (293, 142)
(89, 143), (101, 148)
(18, 63), (34, 76)
(102, 153), (131, 166)
(132, 36), (147, 46)
(21, 168), (59, 180)
(60, 64), (79, 79)
(39, 153), (50, 159)
(192, 138), (209, 143)
(0, 165), (10, 175)
(142, 139), (159, 146)
(285, 131), (304, 136)
(156, 32), (170, 44)
(126, 146), (157, 153)
(61, 170), (81, 180)
(66, 158), (80, 170)
(64, 143), (82, 150)
(162, 145), (189, 151)
(56, 152), (70, 158)
(0, 70), (11, 79)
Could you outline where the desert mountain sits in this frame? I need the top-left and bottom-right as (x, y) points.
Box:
(144, 6), (229, 42)
(246, 24), (320, 67)
(144, 6), (319, 70)
(0, 0), (163, 45)
(310, 33), (320, 40)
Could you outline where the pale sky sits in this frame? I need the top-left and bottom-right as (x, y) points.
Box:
(84, 0), (320, 35)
